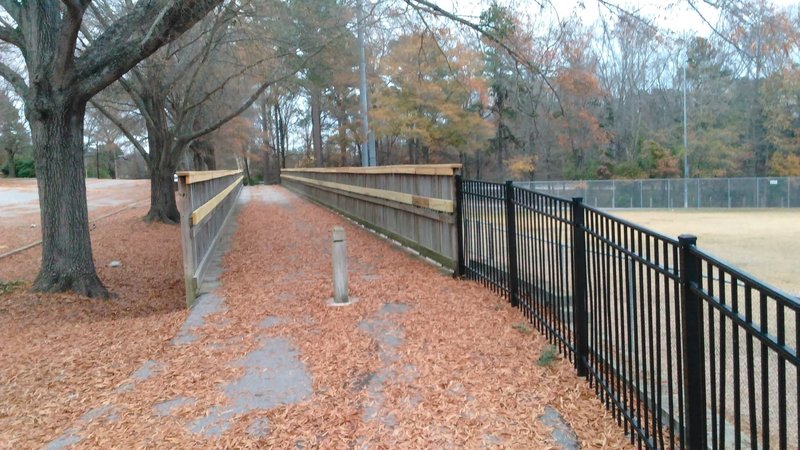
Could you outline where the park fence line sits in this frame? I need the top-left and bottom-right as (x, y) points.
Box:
(517, 176), (800, 209)
(177, 169), (243, 306)
(456, 177), (799, 449)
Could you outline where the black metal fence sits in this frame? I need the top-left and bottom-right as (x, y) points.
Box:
(456, 176), (799, 449)
(517, 176), (800, 209)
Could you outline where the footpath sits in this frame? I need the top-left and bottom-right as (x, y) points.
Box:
(46, 186), (630, 448)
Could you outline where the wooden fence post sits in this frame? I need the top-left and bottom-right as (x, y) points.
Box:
(332, 226), (349, 304)
(178, 175), (196, 306)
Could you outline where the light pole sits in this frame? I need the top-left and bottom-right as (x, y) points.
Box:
(357, 0), (375, 166)
(683, 62), (689, 208)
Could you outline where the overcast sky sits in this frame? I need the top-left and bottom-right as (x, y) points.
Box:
(438, 0), (799, 35)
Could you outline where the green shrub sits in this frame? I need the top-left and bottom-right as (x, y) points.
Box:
(1, 156), (36, 178)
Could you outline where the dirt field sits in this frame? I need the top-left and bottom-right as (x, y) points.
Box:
(0, 178), (150, 254)
(612, 209), (800, 296)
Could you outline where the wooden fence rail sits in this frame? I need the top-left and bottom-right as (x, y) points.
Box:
(178, 170), (243, 305)
(281, 164), (461, 268)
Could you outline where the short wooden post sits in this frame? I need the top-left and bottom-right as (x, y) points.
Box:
(332, 226), (349, 304)
(178, 175), (196, 306)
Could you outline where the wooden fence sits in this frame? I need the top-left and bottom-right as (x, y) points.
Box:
(281, 164), (461, 268)
(177, 170), (244, 305)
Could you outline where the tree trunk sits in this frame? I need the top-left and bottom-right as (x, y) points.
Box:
(263, 148), (272, 184)
(31, 101), (109, 298)
(192, 151), (204, 170)
(337, 112), (347, 165)
(279, 107), (287, 169)
(6, 148), (15, 178)
(243, 156), (251, 184)
(203, 146), (216, 170)
(145, 165), (180, 224)
(144, 125), (181, 224)
(310, 86), (323, 167)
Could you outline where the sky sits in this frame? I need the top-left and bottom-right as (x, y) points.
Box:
(439, 0), (799, 36)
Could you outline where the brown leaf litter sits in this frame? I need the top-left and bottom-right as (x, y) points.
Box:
(0, 186), (633, 448)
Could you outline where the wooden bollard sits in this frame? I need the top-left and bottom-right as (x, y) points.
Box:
(332, 226), (349, 304)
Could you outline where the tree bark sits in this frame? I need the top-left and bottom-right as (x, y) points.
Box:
(3, 0), (225, 298)
(279, 108), (287, 169)
(5, 147), (15, 178)
(31, 101), (109, 298)
(145, 164), (180, 224)
(143, 123), (180, 224)
(243, 156), (251, 184)
(310, 86), (323, 167)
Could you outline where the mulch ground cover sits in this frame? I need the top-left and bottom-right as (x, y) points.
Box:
(0, 186), (633, 448)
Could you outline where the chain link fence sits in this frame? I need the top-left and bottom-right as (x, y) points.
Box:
(516, 177), (800, 209)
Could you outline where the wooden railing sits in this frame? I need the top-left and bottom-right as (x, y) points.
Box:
(281, 164), (461, 269)
(177, 170), (243, 305)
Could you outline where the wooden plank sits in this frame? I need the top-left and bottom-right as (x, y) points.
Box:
(281, 164), (462, 176)
(284, 183), (455, 269)
(178, 170), (242, 185)
(191, 176), (244, 225)
(281, 174), (454, 213)
(287, 177), (455, 224)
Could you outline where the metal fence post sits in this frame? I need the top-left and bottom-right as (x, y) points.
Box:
(454, 174), (465, 278)
(679, 234), (707, 450)
(504, 181), (519, 307)
(571, 197), (589, 377)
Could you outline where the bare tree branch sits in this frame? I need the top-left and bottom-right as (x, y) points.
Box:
(0, 60), (28, 97)
(687, 0), (749, 58)
(402, 0), (576, 157)
(90, 99), (149, 163)
(116, 74), (161, 133)
(401, 0), (561, 103)
(0, 24), (22, 48)
(74, 0), (223, 100)
(179, 53), (287, 117)
(596, 0), (661, 34)
(177, 71), (296, 144)
(54, 0), (87, 85)
(175, 9), (233, 119)
(0, 0), (20, 23)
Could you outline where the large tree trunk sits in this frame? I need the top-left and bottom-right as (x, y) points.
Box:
(145, 165), (180, 224)
(144, 126), (180, 224)
(31, 101), (109, 298)
(310, 86), (323, 167)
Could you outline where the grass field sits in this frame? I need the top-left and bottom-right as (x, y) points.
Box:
(611, 209), (800, 297)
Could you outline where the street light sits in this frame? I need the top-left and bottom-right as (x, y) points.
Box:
(683, 61), (689, 208)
